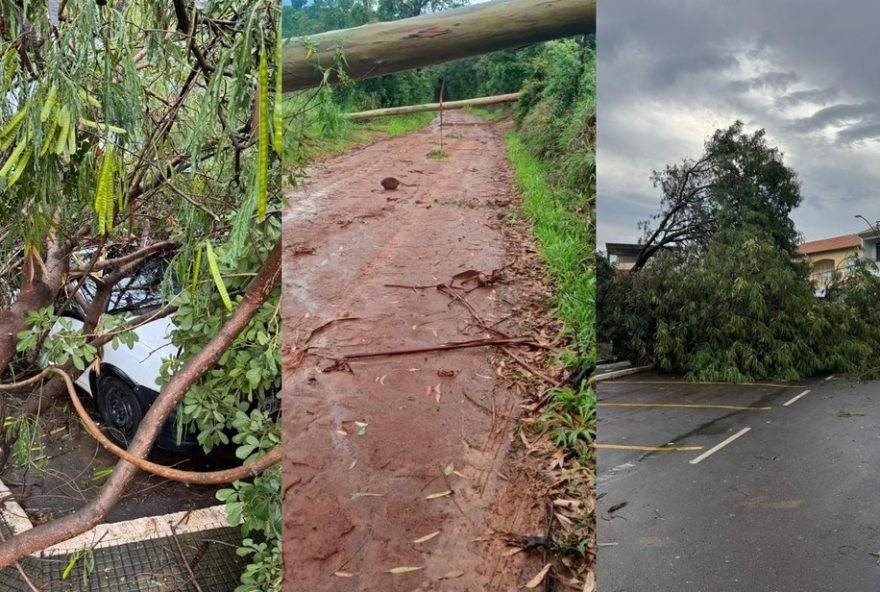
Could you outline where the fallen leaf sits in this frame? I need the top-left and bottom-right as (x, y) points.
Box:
(335, 429), (348, 437)
(582, 571), (596, 592)
(351, 491), (384, 500)
(503, 546), (523, 557)
(424, 385), (432, 397)
(334, 572), (355, 578)
(425, 490), (453, 500)
(387, 566), (424, 574)
(412, 531), (441, 544)
(443, 462), (455, 476)
(525, 564), (553, 589)
(437, 369), (455, 377)
(439, 570), (464, 580)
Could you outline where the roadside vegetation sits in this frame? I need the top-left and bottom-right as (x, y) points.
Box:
(504, 36), (596, 579)
(599, 122), (880, 382)
(0, 1), (281, 589)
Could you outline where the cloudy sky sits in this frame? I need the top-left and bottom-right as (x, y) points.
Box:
(597, 0), (880, 250)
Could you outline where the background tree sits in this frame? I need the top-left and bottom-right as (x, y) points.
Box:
(633, 121), (801, 271)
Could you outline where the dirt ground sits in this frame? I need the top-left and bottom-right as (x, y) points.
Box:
(282, 112), (557, 591)
(5, 400), (225, 525)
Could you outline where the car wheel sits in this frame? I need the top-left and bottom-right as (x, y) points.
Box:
(96, 374), (144, 448)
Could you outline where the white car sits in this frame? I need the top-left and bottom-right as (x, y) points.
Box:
(53, 253), (200, 452)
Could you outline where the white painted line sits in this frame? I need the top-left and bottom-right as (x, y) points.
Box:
(689, 427), (751, 465)
(825, 375), (834, 381)
(783, 389), (810, 407)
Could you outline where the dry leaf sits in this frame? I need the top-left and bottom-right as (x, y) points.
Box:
(334, 572), (355, 578)
(525, 564), (552, 589)
(425, 490), (453, 500)
(387, 566), (424, 574)
(412, 531), (440, 544)
(424, 385), (432, 397)
(503, 546), (524, 557)
(439, 570), (464, 580)
(582, 571), (596, 592)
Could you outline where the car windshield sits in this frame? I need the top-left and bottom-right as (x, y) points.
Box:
(65, 248), (179, 317)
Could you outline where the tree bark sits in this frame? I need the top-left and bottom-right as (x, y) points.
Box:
(282, 0), (595, 92)
(0, 239), (69, 373)
(0, 238), (281, 567)
(344, 92), (521, 120)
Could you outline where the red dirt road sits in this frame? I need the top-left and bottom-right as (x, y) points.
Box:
(283, 112), (547, 591)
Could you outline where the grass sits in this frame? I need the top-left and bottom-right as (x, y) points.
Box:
(505, 133), (594, 367)
(426, 149), (448, 159)
(505, 131), (595, 566)
(469, 106), (511, 123)
(283, 92), (436, 167)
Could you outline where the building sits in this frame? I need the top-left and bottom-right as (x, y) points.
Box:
(605, 243), (643, 271)
(857, 226), (880, 265)
(795, 233), (860, 283)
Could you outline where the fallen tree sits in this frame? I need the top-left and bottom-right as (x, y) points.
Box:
(0, 238), (281, 567)
(282, 0), (596, 92)
(343, 92), (521, 120)
(0, 1), (283, 587)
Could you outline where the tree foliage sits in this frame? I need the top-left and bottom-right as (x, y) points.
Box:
(633, 122), (801, 271)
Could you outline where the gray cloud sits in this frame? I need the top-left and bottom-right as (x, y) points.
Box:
(727, 71), (799, 94)
(598, 0), (880, 250)
(790, 102), (880, 133)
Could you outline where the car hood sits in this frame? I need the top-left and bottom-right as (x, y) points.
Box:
(133, 315), (177, 354)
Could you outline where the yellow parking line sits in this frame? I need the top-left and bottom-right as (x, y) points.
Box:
(612, 380), (804, 388)
(598, 403), (770, 411)
(597, 444), (704, 452)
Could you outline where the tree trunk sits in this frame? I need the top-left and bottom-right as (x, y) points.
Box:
(282, 0), (596, 92)
(0, 240), (69, 373)
(344, 92), (521, 120)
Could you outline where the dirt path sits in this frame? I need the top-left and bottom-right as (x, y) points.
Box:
(282, 112), (550, 591)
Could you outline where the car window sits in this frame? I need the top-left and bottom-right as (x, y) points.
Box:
(107, 257), (169, 315)
(60, 247), (179, 317)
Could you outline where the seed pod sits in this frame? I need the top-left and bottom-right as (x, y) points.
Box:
(7, 147), (33, 187)
(40, 113), (59, 156)
(55, 106), (70, 155)
(0, 140), (28, 178)
(40, 85), (57, 122)
(67, 117), (76, 155)
(190, 246), (202, 300)
(205, 241), (233, 312)
(0, 106), (27, 140)
(273, 21), (283, 156)
(257, 43), (269, 221)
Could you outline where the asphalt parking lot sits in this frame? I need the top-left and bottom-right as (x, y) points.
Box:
(597, 372), (880, 592)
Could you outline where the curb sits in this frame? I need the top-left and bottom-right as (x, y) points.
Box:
(0, 476), (231, 556)
(590, 365), (653, 384)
